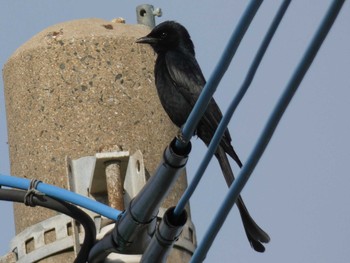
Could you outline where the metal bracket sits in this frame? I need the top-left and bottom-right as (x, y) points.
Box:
(10, 214), (82, 263)
(68, 150), (146, 212)
(66, 150), (147, 223)
(9, 150), (147, 262)
(9, 149), (196, 261)
(136, 4), (162, 28)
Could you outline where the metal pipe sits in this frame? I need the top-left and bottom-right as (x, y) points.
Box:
(88, 138), (191, 262)
(113, 138), (190, 245)
(141, 207), (188, 263)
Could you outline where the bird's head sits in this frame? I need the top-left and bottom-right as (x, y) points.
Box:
(136, 21), (195, 55)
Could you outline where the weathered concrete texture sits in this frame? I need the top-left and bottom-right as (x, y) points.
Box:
(0, 251), (16, 263)
(4, 18), (193, 262)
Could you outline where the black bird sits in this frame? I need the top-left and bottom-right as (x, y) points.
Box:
(136, 21), (270, 252)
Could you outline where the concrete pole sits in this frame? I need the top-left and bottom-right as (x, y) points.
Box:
(3, 18), (195, 262)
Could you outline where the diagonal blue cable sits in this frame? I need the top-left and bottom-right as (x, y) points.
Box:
(174, 0), (291, 216)
(190, 0), (345, 262)
(175, 0), (263, 149)
(0, 174), (121, 220)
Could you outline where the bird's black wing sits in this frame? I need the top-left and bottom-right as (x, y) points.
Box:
(165, 51), (223, 135)
(165, 51), (240, 164)
(164, 51), (205, 103)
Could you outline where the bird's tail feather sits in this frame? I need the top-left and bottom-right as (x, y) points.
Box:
(215, 146), (270, 252)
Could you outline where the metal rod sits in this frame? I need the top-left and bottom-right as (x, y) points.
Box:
(105, 160), (124, 210)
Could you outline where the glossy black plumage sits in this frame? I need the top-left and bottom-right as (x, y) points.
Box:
(137, 21), (269, 252)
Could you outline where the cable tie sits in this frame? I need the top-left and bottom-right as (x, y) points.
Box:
(24, 179), (44, 207)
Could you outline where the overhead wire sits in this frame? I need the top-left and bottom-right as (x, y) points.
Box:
(175, 0), (291, 215)
(0, 1), (345, 262)
(174, 0), (263, 150)
(0, 174), (121, 220)
(190, 0), (345, 261)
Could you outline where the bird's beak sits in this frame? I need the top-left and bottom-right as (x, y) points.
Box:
(136, 36), (158, 44)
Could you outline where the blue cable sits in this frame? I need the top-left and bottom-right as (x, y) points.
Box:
(190, 1), (345, 261)
(0, 174), (121, 220)
(175, 0), (263, 149)
(174, 0), (291, 216)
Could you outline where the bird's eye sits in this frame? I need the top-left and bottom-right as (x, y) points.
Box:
(160, 32), (167, 39)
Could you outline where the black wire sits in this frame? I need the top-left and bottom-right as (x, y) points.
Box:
(0, 188), (96, 263)
(88, 232), (116, 263)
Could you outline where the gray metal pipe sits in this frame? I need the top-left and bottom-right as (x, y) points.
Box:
(113, 138), (191, 247)
(141, 207), (188, 263)
(88, 139), (191, 262)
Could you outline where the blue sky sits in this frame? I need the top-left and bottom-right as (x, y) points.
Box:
(1, 1), (350, 262)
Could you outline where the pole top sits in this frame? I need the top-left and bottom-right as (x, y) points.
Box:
(136, 4), (162, 28)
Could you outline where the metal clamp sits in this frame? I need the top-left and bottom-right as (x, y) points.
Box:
(10, 214), (82, 263)
(136, 4), (162, 28)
